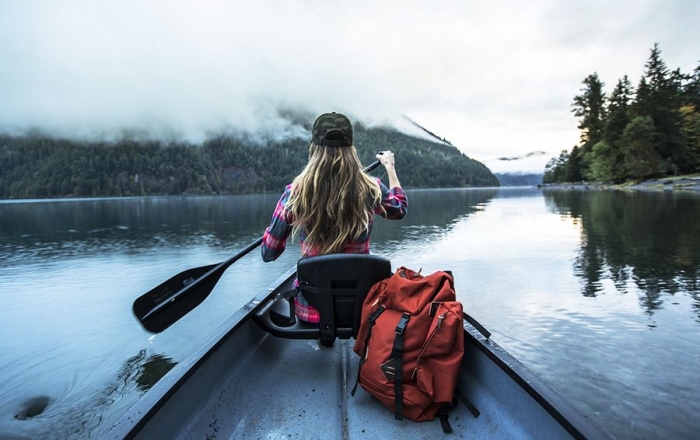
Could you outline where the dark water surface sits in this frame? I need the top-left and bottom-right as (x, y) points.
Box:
(1, 188), (699, 439)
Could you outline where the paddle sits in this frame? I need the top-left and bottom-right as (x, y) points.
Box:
(133, 159), (383, 333)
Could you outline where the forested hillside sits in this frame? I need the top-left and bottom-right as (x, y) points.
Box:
(0, 122), (498, 199)
(544, 43), (700, 183)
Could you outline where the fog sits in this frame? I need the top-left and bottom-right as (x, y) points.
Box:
(1, 0), (699, 172)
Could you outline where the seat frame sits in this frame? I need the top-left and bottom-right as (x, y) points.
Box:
(254, 253), (391, 344)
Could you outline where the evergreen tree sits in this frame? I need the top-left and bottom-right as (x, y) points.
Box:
(543, 151), (570, 184)
(683, 62), (700, 108)
(635, 43), (685, 173)
(572, 73), (607, 146)
(679, 105), (700, 172)
(542, 149), (584, 183)
(604, 76), (633, 143)
(631, 77), (651, 118)
(565, 145), (584, 182)
(572, 73), (606, 179)
(679, 62), (700, 171)
(585, 76), (634, 182)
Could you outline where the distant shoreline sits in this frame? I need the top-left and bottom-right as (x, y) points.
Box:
(538, 175), (700, 192)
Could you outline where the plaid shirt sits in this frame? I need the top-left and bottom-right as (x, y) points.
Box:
(261, 178), (407, 323)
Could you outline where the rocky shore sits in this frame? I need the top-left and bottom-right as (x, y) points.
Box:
(538, 175), (700, 192)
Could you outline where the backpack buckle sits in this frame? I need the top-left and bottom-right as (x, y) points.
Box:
(395, 314), (410, 335)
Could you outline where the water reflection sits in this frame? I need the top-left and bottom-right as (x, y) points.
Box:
(1, 190), (500, 266)
(371, 188), (498, 248)
(0, 196), (279, 265)
(543, 189), (700, 320)
(135, 353), (177, 392)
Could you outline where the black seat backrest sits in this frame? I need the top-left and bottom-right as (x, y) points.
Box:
(297, 253), (391, 341)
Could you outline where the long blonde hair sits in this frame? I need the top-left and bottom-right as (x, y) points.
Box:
(285, 143), (383, 254)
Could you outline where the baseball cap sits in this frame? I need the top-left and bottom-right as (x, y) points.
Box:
(312, 112), (353, 147)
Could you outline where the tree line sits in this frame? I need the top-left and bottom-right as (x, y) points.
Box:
(544, 44), (700, 184)
(0, 122), (499, 199)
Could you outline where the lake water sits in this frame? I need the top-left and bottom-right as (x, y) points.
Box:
(1, 188), (699, 439)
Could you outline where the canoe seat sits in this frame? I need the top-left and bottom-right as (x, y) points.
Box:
(253, 253), (391, 345)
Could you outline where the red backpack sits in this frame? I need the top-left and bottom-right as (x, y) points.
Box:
(352, 267), (464, 431)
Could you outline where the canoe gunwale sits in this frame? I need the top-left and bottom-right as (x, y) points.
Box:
(462, 323), (609, 439)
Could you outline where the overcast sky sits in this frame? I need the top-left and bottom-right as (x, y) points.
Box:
(1, 1), (699, 173)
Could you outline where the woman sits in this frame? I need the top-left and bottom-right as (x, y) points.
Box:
(261, 112), (407, 323)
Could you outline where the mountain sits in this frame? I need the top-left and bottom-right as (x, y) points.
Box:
(0, 121), (499, 199)
(494, 172), (543, 187)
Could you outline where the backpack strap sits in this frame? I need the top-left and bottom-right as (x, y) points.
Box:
(438, 396), (459, 433)
(392, 313), (411, 420)
(351, 305), (385, 397)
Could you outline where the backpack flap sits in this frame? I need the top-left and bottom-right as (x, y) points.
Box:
(379, 267), (456, 315)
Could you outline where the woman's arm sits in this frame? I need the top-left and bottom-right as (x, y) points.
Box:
(261, 186), (293, 262)
(376, 150), (401, 189)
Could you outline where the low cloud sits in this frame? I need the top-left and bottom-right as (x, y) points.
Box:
(1, 1), (698, 172)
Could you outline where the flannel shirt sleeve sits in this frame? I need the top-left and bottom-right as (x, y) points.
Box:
(261, 185), (294, 262)
(375, 179), (408, 220)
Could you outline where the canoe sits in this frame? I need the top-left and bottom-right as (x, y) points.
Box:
(109, 260), (610, 439)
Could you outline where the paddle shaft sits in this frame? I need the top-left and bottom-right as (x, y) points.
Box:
(135, 159), (382, 331)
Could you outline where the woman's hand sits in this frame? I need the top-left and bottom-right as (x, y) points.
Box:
(376, 151), (395, 169)
(376, 151), (401, 189)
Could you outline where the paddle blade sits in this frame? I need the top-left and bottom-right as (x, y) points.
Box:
(133, 264), (221, 333)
